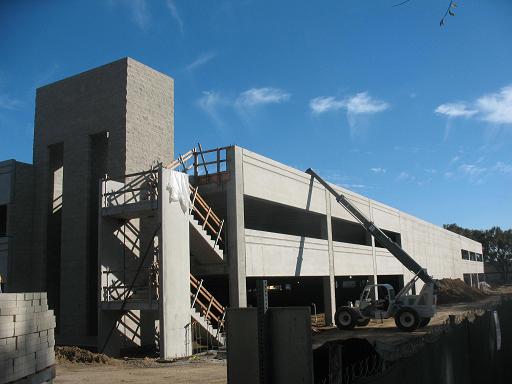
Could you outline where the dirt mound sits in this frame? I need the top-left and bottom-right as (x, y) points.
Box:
(436, 278), (487, 304)
(56, 346), (112, 364)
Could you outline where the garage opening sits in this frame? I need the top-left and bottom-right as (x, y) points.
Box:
(331, 217), (370, 246)
(375, 230), (401, 248)
(335, 275), (372, 306)
(246, 276), (325, 312)
(377, 274), (404, 293)
(244, 196), (325, 240)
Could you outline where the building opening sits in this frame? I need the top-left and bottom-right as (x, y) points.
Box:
(244, 196), (325, 240)
(335, 275), (372, 306)
(246, 276), (325, 312)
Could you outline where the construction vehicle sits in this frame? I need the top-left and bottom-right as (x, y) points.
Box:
(305, 169), (437, 332)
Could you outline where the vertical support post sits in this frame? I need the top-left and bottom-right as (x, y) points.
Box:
(158, 168), (192, 359)
(217, 148), (221, 174)
(226, 146), (247, 308)
(323, 189), (336, 326)
(256, 280), (269, 384)
(368, 200), (379, 300)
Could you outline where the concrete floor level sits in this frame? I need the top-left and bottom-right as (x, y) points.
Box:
(0, 58), (483, 358)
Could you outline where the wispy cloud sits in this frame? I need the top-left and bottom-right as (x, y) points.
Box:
(396, 171), (415, 183)
(344, 92), (389, 115)
(370, 167), (386, 174)
(310, 96), (345, 114)
(476, 85), (512, 124)
(435, 102), (477, 118)
(115, 0), (150, 30)
(458, 164), (487, 183)
(436, 84), (512, 125)
(310, 92), (389, 136)
(448, 155), (460, 166)
(493, 161), (512, 174)
(0, 94), (21, 110)
(186, 52), (217, 71)
(197, 86), (290, 127)
(166, 0), (184, 34)
(235, 87), (290, 108)
(197, 91), (228, 127)
(310, 92), (389, 115)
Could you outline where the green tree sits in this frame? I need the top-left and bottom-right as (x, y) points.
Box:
(443, 224), (512, 282)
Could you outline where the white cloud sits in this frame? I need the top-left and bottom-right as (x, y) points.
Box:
(458, 164), (487, 183)
(0, 94), (21, 110)
(396, 171), (414, 182)
(476, 85), (512, 124)
(341, 183), (368, 189)
(345, 92), (389, 114)
(186, 52), (217, 71)
(310, 92), (389, 115)
(166, 0), (184, 34)
(370, 167), (386, 174)
(197, 91), (227, 126)
(449, 155), (460, 166)
(235, 87), (290, 108)
(309, 96), (345, 114)
(119, 0), (150, 29)
(436, 84), (512, 125)
(493, 161), (512, 174)
(435, 102), (477, 118)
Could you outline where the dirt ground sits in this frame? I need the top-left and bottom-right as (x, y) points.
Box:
(55, 356), (227, 384)
(54, 285), (512, 384)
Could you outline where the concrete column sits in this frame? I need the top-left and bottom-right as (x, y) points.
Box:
(322, 190), (336, 325)
(368, 200), (379, 299)
(226, 146), (247, 308)
(158, 169), (192, 359)
(59, 136), (90, 339)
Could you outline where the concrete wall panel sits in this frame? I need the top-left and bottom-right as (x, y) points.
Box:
(245, 229), (329, 276)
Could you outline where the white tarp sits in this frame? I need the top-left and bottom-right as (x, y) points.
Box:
(165, 170), (190, 213)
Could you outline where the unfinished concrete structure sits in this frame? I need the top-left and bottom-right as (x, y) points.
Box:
(0, 58), (484, 357)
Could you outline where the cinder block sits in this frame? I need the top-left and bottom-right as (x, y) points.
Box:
(0, 301), (18, 309)
(0, 315), (15, 323)
(0, 323), (15, 338)
(24, 293), (34, 300)
(14, 320), (38, 336)
(0, 294), (18, 301)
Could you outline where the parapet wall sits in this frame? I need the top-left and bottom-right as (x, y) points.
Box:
(0, 293), (56, 384)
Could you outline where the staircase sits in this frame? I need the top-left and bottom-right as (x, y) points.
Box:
(189, 185), (224, 263)
(100, 146), (228, 350)
(190, 274), (226, 347)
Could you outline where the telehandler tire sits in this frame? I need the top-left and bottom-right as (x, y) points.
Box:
(334, 307), (357, 330)
(356, 318), (371, 327)
(419, 317), (431, 328)
(394, 307), (420, 332)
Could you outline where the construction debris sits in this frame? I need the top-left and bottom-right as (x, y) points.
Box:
(436, 278), (487, 304)
(55, 346), (112, 364)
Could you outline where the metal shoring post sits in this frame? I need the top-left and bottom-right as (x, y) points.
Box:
(256, 279), (269, 384)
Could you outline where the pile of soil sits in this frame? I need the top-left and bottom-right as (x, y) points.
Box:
(436, 278), (487, 304)
(55, 346), (113, 364)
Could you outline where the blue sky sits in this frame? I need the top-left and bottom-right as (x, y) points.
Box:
(0, 0), (511, 229)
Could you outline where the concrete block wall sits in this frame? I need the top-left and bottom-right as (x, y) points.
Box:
(31, 57), (174, 345)
(0, 293), (55, 384)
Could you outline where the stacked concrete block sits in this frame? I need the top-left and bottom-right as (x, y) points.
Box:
(0, 293), (56, 384)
